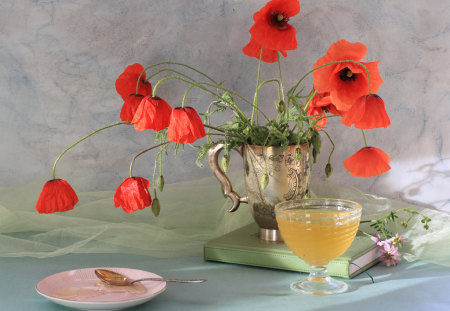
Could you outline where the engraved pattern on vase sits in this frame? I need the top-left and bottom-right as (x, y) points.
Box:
(243, 144), (310, 230)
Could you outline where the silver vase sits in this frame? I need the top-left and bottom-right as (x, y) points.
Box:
(208, 143), (310, 242)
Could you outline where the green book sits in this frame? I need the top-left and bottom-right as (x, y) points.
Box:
(204, 223), (379, 279)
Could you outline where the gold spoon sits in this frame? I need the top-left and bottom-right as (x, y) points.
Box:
(94, 269), (207, 286)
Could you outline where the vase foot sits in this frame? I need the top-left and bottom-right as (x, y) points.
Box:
(258, 228), (283, 242)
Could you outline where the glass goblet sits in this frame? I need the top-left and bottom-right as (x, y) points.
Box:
(275, 198), (362, 295)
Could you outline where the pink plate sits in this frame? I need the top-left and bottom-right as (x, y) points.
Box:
(36, 267), (166, 310)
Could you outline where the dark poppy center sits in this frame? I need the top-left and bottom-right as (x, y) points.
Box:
(339, 67), (356, 82)
(270, 11), (289, 29)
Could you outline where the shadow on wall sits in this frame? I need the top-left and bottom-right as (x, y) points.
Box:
(395, 158), (450, 212)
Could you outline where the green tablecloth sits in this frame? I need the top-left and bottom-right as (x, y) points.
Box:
(4, 253), (450, 311)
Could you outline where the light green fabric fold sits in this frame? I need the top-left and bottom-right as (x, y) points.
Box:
(0, 173), (449, 267)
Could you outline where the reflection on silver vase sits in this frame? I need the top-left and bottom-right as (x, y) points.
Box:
(208, 143), (310, 242)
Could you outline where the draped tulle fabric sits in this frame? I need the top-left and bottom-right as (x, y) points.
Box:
(1, 174), (449, 268)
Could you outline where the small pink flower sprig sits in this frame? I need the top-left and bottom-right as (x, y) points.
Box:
(360, 207), (431, 266)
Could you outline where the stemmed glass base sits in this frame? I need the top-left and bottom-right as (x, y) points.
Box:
(291, 266), (348, 295)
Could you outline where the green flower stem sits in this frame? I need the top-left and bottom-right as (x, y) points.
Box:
(322, 130), (335, 163)
(136, 61), (220, 94)
(152, 145), (167, 191)
(277, 53), (285, 102)
(303, 90), (317, 112)
(152, 75), (269, 121)
(203, 124), (226, 133)
(147, 68), (196, 84)
(361, 129), (368, 147)
(52, 122), (129, 180)
(257, 79), (282, 94)
(129, 141), (171, 178)
(251, 48), (264, 125)
(277, 53), (288, 121)
(291, 59), (372, 97)
(181, 85), (196, 108)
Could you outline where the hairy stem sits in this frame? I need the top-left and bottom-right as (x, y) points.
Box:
(52, 122), (129, 179)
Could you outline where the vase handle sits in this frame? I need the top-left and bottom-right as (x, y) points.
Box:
(208, 143), (248, 212)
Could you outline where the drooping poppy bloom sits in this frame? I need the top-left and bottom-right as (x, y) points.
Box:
(115, 63), (152, 100)
(120, 94), (145, 122)
(36, 179), (79, 214)
(343, 147), (391, 177)
(242, 37), (287, 63)
(312, 40), (383, 112)
(249, 0), (300, 52)
(114, 177), (152, 214)
(341, 94), (390, 129)
(167, 107), (206, 144)
(131, 96), (172, 132)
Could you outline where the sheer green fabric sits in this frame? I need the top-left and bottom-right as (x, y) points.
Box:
(0, 173), (449, 267)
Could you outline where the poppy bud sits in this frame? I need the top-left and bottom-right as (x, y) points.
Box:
(221, 155), (230, 172)
(261, 173), (269, 190)
(276, 100), (286, 114)
(152, 198), (161, 216)
(325, 163), (333, 178)
(311, 130), (321, 152)
(157, 175), (165, 192)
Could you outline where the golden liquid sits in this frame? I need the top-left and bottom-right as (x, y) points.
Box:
(277, 209), (360, 266)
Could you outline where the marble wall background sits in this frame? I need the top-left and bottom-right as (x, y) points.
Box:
(1, 0), (449, 212)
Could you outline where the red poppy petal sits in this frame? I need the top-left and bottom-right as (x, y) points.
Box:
(186, 107), (206, 139)
(167, 107), (206, 144)
(36, 179), (79, 214)
(131, 96), (172, 132)
(120, 94), (145, 122)
(313, 40), (370, 96)
(307, 105), (327, 129)
(363, 61), (383, 94)
(250, 21), (297, 51)
(343, 147), (391, 177)
(342, 94), (390, 129)
(255, 0), (300, 20)
(115, 64), (152, 100)
(242, 39), (286, 63)
(341, 96), (367, 127)
(325, 40), (367, 61)
(114, 177), (152, 213)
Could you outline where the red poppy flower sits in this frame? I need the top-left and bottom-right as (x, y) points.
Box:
(249, 0), (300, 51)
(131, 96), (172, 132)
(115, 63), (152, 100)
(243, 37), (287, 63)
(36, 179), (79, 214)
(114, 177), (152, 214)
(341, 94), (390, 129)
(120, 94), (145, 122)
(343, 147), (391, 177)
(312, 40), (383, 112)
(167, 107), (206, 144)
